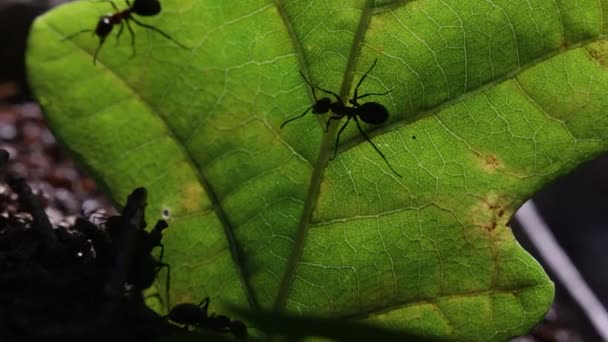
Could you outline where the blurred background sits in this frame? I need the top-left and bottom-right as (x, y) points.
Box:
(1, 1), (606, 341)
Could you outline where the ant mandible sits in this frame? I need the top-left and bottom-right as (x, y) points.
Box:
(281, 59), (401, 177)
(167, 297), (247, 339)
(63, 0), (187, 64)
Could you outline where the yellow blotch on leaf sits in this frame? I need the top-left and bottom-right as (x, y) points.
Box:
(181, 182), (204, 213)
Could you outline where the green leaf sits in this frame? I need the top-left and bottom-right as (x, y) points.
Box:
(27, 0), (608, 340)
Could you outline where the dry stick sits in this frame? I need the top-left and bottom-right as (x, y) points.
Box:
(74, 188), (150, 335)
(6, 172), (59, 252)
(0, 149), (8, 172)
(515, 200), (608, 342)
(40, 188), (155, 337)
(104, 187), (148, 299)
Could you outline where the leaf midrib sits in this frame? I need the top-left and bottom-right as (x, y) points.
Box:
(273, 0), (377, 312)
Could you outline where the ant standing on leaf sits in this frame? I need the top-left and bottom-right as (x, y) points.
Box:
(281, 59), (401, 177)
(63, 0), (188, 64)
(167, 297), (247, 339)
(100, 200), (172, 307)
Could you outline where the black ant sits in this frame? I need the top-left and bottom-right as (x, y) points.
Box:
(281, 59), (401, 177)
(63, 0), (187, 64)
(167, 297), (247, 339)
(129, 219), (171, 306)
(99, 193), (171, 307)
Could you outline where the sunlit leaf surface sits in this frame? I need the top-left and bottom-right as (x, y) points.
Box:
(27, 0), (608, 339)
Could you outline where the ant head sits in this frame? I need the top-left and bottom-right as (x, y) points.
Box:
(312, 97), (332, 114)
(95, 16), (114, 39)
(357, 102), (389, 125)
(132, 0), (162, 16)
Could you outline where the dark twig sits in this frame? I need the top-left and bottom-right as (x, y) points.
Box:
(5, 172), (59, 252)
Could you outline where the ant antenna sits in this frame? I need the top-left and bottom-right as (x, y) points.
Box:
(350, 59), (394, 104)
(280, 106), (314, 129)
(199, 297), (210, 312)
(61, 29), (95, 42)
(299, 70), (319, 101)
(301, 70), (344, 103)
(279, 71), (325, 129)
(353, 58), (378, 101)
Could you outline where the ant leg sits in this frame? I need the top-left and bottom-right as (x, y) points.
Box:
(115, 22), (125, 46)
(93, 37), (106, 65)
(299, 70), (319, 101)
(95, 0), (120, 12)
(352, 116), (401, 177)
(315, 85), (342, 104)
(61, 29), (94, 41)
(199, 297), (210, 317)
(128, 16), (189, 49)
(125, 19), (136, 58)
(324, 115), (343, 133)
(280, 106), (312, 129)
(157, 243), (165, 262)
(156, 261), (171, 310)
(109, 0), (120, 12)
(353, 58), (378, 101)
(330, 117), (351, 160)
(165, 262), (171, 309)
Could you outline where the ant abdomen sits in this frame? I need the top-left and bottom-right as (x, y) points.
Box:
(132, 0), (161, 16)
(358, 102), (388, 124)
(167, 303), (203, 326)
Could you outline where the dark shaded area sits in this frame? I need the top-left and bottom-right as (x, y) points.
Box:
(167, 297), (248, 340)
(0, 0), (49, 101)
(239, 308), (447, 342)
(511, 154), (608, 342)
(0, 167), (173, 339)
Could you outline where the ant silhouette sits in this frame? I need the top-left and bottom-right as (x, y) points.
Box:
(100, 211), (171, 307)
(281, 59), (401, 177)
(167, 297), (247, 339)
(129, 219), (171, 305)
(63, 0), (187, 64)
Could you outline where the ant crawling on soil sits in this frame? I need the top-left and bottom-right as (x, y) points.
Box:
(281, 59), (401, 177)
(63, 0), (188, 64)
(167, 297), (247, 339)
